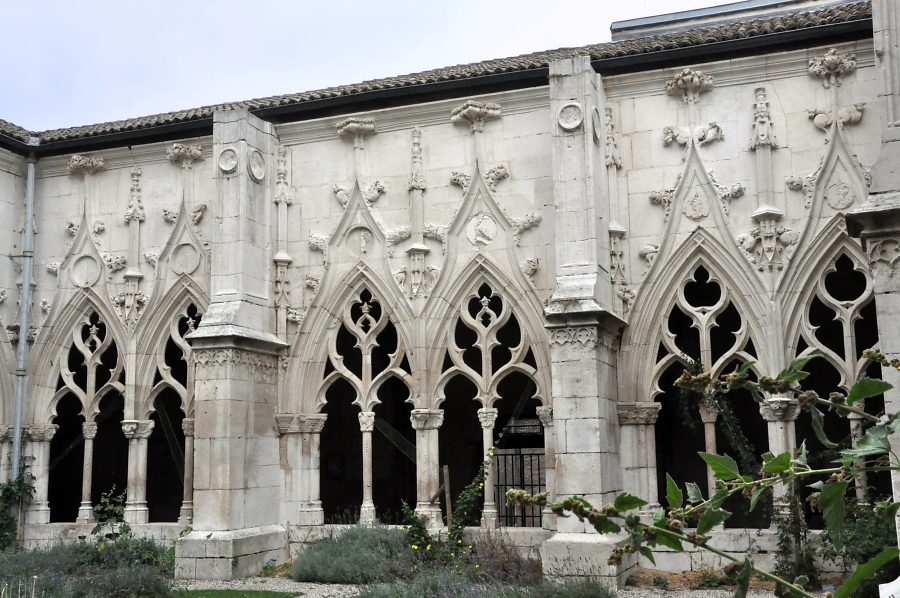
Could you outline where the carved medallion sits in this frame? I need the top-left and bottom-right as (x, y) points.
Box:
(557, 102), (584, 132)
(347, 226), (374, 259)
(465, 213), (497, 248)
(248, 150), (266, 182)
(171, 243), (201, 275)
(218, 148), (238, 174)
(825, 181), (855, 210)
(683, 191), (709, 220)
(71, 255), (101, 288)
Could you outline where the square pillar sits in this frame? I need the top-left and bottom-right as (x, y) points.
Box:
(616, 402), (661, 510)
(411, 409), (443, 528)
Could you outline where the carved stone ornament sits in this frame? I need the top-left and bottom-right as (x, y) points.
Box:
(604, 107), (623, 168)
(124, 167), (145, 223)
(683, 191), (709, 221)
(167, 143), (203, 169)
(557, 102), (584, 131)
(450, 100), (501, 132)
(81, 422), (98, 440)
(759, 397), (800, 422)
(825, 181), (856, 210)
(549, 326), (597, 348)
(248, 149), (266, 182)
(476, 407), (498, 429)
(408, 127), (427, 191)
(0, 289), (5, 304)
(410, 409), (444, 430)
(274, 145), (294, 205)
(808, 104), (864, 132)
(217, 148), (238, 174)
(750, 87), (778, 150)
(867, 237), (900, 278)
(121, 419), (155, 439)
(616, 402), (661, 425)
(666, 68), (714, 103)
(450, 171), (472, 194)
(663, 123), (723, 147)
(808, 48), (857, 88)
(362, 180), (385, 206)
(521, 257), (540, 283)
(67, 154), (105, 175)
(297, 415), (327, 434)
(26, 424), (58, 442)
(509, 211), (542, 247)
(182, 418), (195, 436)
(483, 165), (509, 191)
(465, 212), (497, 248)
(357, 411), (375, 432)
(535, 406), (553, 428)
(736, 216), (799, 272)
(336, 117), (376, 139)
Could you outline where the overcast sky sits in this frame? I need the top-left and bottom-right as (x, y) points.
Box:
(2, 0), (725, 132)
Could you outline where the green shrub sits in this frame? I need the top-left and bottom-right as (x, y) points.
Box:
(651, 575), (670, 589)
(358, 570), (617, 598)
(291, 526), (414, 584)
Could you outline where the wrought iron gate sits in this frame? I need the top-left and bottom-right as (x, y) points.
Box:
(494, 447), (544, 527)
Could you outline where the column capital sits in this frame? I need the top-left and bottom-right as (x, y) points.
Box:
(535, 405), (554, 428)
(759, 396), (800, 422)
(27, 424), (57, 442)
(477, 407), (498, 429)
(81, 422), (98, 439)
(410, 409), (443, 430)
(181, 417), (195, 437)
(617, 402), (661, 425)
(697, 400), (719, 424)
(298, 414), (327, 434)
(358, 411), (375, 433)
(0, 425), (9, 442)
(274, 414), (297, 435)
(121, 419), (155, 439)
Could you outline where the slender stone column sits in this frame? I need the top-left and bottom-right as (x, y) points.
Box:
(179, 418), (195, 525)
(759, 396), (800, 518)
(358, 411), (376, 525)
(297, 414), (327, 525)
(617, 402), (662, 510)
(0, 425), (10, 484)
(848, 412), (869, 501)
(535, 406), (556, 530)
(25, 424), (57, 524)
(410, 409), (443, 528)
(122, 419), (154, 524)
(77, 422), (98, 522)
(476, 407), (498, 528)
(697, 400), (719, 497)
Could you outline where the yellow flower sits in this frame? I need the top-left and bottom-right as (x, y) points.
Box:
(412, 544), (418, 550)
(426, 544), (431, 551)
(475, 564), (480, 569)
(458, 539), (463, 544)
(450, 552), (455, 558)
(478, 483), (484, 488)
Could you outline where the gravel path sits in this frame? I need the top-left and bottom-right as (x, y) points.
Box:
(171, 576), (360, 597)
(621, 589), (776, 598)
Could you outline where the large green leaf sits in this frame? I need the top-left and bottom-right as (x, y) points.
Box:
(613, 493), (648, 513)
(847, 377), (892, 406)
(699, 452), (743, 481)
(594, 516), (621, 534)
(762, 451), (792, 473)
(666, 473), (683, 509)
(841, 426), (891, 463)
(809, 407), (838, 449)
(639, 546), (656, 566)
(652, 529), (684, 552)
(819, 481), (849, 550)
(733, 557), (753, 598)
(777, 355), (817, 382)
(696, 508), (730, 535)
(834, 547), (900, 598)
(749, 486), (767, 512)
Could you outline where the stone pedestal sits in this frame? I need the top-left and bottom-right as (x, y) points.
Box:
(24, 424), (56, 525)
(175, 108), (288, 580)
(617, 402), (661, 510)
(411, 409), (443, 528)
(122, 419), (154, 524)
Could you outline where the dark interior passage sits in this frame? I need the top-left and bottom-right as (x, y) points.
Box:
(321, 378), (363, 523)
(48, 394), (85, 522)
(147, 390), (186, 522)
(372, 378), (415, 524)
(91, 393), (128, 507)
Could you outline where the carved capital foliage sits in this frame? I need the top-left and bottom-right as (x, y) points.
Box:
(477, 407), (498, 429)
(666, 68), (713, 103)
(759, 397), (800, 422)
(616, 402), (661, 425)
(535, 406), (553, 428)
(67, 154), (105, 175)
(192, 348), (280, 384)
(81, 422), (98, 440)
(549, 326), (598, 349)
(298, 414), (328, 434)
(808, 48), (857, 88)
(697, 400), (719, 424)
(450, 100), (501, 132)
(27, 424), (57, 442)
(121, 419), (154, 439)
(181, 418), (195, 437)
(410, 409), (444, 431)
(167, 143), (203, 169)
(358, 411), (376, 432)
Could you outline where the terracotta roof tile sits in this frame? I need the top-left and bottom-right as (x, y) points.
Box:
(0, 1), (872, 146)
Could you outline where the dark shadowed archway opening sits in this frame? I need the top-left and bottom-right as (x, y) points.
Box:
(48, 394), (85, 522)
(147, 390), (185, 522)
(439, 375), (482, 525)
(373, 377), (415, 524)
(321, 377), (362, 523)
(92, 393), (128, 506)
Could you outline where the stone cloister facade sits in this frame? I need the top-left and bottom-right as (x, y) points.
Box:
(0, 0), (898, 584)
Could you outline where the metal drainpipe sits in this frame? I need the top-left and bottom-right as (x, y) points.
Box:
(11, 145), (38, 479)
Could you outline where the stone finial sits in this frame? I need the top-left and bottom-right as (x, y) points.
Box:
(451, 100), (501, 132)
(750, 88), (778, 150)
(408, 127), (426, 191)
(167, 143), (203, 169)
(604, 107), (623, 169)
(666, 68), (714, 103)
(67, 154), (105, 175)
(808, 48), (857, 88)
(476, 407), (498, 429)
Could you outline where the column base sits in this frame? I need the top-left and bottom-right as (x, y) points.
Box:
(415, 502), (444, 529)
(124, 503), (149, 525)
(25, 503), (50, 525)
(298, 502), (324, 526)
(541, 508), (557, 531)
(175, 525), (287, 580)
(178, 503), (193, 526)
(76, 502), (94, 523)
(359, 502), (376, 525)
(481, 506), (498, 528)
(540, 532), (636, 586)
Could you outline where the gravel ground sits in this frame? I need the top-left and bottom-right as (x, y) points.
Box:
(621, 589), (776, 598)
(171, 576), (360, 597)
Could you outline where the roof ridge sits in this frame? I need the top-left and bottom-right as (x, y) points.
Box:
(0, 0), (871, 147)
